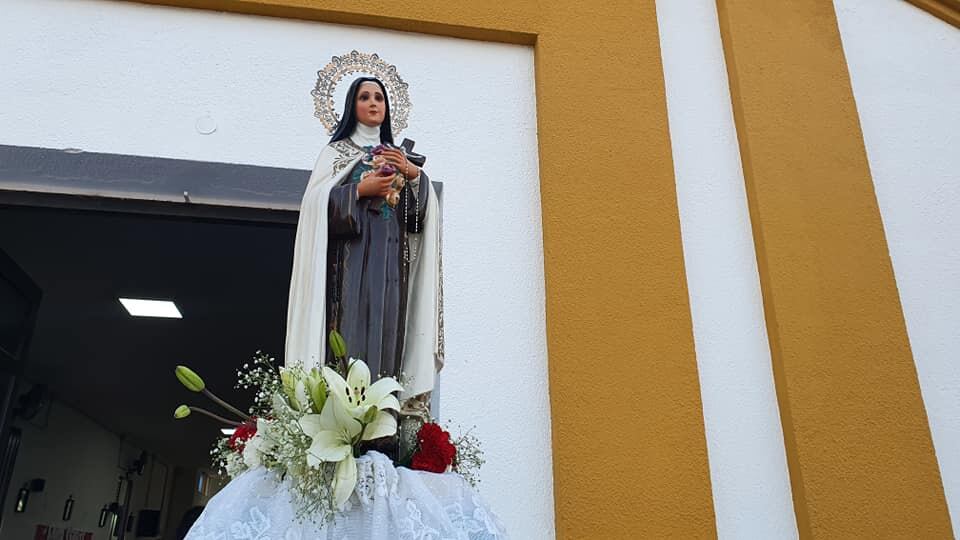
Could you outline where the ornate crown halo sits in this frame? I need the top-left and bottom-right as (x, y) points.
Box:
(312, 50), (412, 136)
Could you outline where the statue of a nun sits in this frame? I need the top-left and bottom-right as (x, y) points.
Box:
(284, 77), (443, 457)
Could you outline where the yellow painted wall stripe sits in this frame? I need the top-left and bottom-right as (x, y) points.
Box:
(127, 1), (718, 537)
(534, 3), (715, 538)
(905, 0), (960, 29)
(716, 1), (952, 537)
(131, 0), (538, 44)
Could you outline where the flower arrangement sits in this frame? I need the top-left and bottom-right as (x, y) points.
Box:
(173, 331), (483, 521)
(365, 144), (404, 207)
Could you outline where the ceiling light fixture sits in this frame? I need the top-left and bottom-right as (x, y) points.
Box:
(118, 298), (182, 319)
(221, 428), (236, 436)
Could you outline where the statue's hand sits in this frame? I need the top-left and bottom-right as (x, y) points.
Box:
(358, 171), (397, 198)
(382, 148), (420, 179)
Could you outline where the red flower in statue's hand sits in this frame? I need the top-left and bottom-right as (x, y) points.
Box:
(379, 164), (396, 176)
(228, 418), (258, 453)
(411, 423), (456, 473)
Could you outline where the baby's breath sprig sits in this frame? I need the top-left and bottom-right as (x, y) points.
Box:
(236, 351), (281, 416)
(447, 423), (485, 488)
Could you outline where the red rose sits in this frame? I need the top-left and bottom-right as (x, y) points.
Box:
(410, 423), (456, 473)
(228, 418), (258, 453)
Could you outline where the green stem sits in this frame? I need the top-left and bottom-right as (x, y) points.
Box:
(203, 389), (252, 421)
(353, 424), (367, 458)
(190, 407), (241, 426)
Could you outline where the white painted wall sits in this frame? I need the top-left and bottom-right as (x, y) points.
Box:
(0, 1), (553, 537)
(834, 0), (960, 535)
(656, 2), (798, 538)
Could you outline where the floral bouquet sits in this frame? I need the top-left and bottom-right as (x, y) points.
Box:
(362, 144), (405, 207)
(172, 331), (483, 522)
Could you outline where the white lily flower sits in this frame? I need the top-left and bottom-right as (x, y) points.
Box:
(361, 407), (398, 441)
(322, 359), (402, 420)
(299, 397), (361, 466)
(332, 453), (357, 510)
(299, 395), (362, 507)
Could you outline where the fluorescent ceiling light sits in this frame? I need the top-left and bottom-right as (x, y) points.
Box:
(118, 298), (182, 319)
(221, 428), (236, 436)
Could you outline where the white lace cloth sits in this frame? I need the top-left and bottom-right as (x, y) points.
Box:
(186, 451), (508, 540)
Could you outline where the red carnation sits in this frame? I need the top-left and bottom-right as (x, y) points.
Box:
(228, 418), (258, 453)
(411, 423), (456, 473)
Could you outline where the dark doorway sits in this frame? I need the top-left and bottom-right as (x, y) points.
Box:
(0, 202), (296, 539)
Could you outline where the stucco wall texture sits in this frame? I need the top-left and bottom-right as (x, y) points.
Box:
(657, 1), (798, 537)
(717, 1), (952, 537)
(836, 0), (960, 535)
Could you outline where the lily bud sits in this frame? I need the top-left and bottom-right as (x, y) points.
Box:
(175, 366), (205, 392)
(328, 330), (347, 359)
(363, 405), (380, 424)
(306, 368), (327, 414)
(279, 367), (294, 389)
(279, 367), (302, 411)
(174, 405), (191, 419)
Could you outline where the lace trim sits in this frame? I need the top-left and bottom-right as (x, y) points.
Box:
(185, 459), (509, 540)
(355, 452), (399, 504)
(331, 140), (364, 175)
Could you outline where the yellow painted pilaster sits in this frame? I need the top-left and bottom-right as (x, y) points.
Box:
(716, 1), (952, 537)
(534, 3), (716, 538)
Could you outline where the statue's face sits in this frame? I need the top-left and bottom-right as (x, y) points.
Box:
(355, 81), (386, 127)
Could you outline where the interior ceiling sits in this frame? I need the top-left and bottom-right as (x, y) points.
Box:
(0, 204), (296, 469)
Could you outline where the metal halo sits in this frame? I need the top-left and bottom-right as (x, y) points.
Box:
(312, 50), (411, 136)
